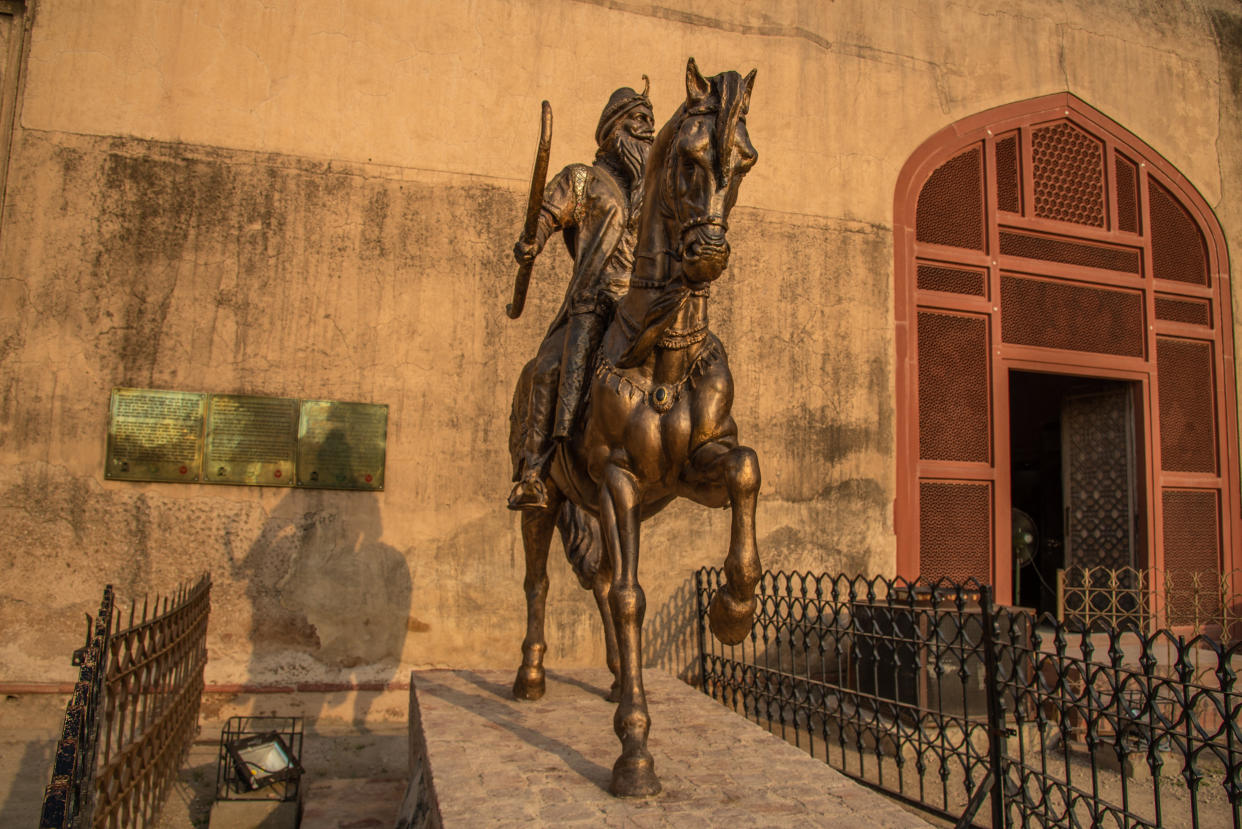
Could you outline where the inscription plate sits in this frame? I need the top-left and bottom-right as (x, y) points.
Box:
(106, 388), (205, 482)
(204, 394), (299, 486)
(297, 400), (388, 490)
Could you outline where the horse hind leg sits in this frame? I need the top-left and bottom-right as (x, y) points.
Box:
(689, 442), (762, 645)
(557, 500), (621, 702)
(592, 558), (621, 703)
(513, 493), (563, 701)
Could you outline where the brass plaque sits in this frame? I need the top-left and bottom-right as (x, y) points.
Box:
(106, 388), (205, 482)
(204, 394), (299, 486)
(297, 400), (388, 490)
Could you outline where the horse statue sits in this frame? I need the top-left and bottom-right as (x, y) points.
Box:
(508, 58), (761, 797)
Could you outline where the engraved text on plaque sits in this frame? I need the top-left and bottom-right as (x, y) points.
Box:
(297, 400), (388, 490)
(106, 388), (205, 482)
(204, 394), (299, 486)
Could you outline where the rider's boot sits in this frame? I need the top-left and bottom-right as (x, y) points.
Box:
(508, 369), (557, 511)
(553, 310), (606, 439)
(508, 454), (552, 511)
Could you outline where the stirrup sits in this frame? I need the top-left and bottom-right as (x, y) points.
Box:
(507, 474), (550, 511)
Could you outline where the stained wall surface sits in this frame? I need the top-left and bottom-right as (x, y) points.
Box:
(1, 0), (1240, 686)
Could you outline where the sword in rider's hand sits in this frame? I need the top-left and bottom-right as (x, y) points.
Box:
(506, 100), (553, 320)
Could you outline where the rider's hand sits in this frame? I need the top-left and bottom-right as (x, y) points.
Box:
(514, 239), (539, 265)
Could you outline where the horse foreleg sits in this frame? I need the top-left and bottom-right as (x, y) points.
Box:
(599, 463), (660, 796)
(513, 501), (560, 700)
(690, 442), (762, 645)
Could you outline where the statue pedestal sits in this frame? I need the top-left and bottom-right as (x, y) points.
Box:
(401, 668), (933, 826)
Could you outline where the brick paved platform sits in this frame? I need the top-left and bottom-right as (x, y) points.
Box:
(409, 668), (933, 827)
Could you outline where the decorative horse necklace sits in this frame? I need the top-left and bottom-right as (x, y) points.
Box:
(596, 297), (720, 413)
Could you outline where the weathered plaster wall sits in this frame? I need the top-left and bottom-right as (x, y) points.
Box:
(15, 0), (1231, 222)
(1, 0), (1239, 686)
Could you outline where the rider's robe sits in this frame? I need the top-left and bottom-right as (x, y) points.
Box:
(535, 159), (640, 338)
(515, 158), (638, 482)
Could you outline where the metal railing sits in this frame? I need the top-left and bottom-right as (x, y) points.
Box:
(39, 587), (114, 829)
(40, 575), (211, 829)
(1059, 565), (1242, 643)
(695, 567), (1242, 829)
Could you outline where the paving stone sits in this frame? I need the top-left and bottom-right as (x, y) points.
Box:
(208, 799), (300, 828)
(411, 669), (934, 826)
(300, 777), (406, 829)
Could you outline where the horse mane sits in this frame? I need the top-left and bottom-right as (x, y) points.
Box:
(709, 71), (751, 189)
(631, 100), (685, 286)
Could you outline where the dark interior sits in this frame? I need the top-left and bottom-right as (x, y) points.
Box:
(1007, 370), (1134, 614)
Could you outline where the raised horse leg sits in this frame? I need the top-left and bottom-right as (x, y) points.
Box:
(598, 463), (659, 796)
(689, 442), (762, 645)
(512, 491), (564, 700)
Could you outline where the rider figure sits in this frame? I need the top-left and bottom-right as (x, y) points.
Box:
(508, 80), (655, 510)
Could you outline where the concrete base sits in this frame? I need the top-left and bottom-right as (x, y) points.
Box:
(408, 669), (934, 827)
(206, 799), (299, 829)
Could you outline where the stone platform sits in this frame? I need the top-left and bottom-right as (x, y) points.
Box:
(409, 669), (933, 827)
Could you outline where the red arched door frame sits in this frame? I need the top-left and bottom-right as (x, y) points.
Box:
(894, 93), (1241, 605)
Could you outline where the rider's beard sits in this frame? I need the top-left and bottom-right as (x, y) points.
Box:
(614, 130), (653, 188)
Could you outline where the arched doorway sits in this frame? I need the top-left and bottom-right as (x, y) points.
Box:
(893, 93), (1241, 607)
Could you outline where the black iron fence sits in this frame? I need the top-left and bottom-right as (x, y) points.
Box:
(39, 587), (114, 829)
(695, 567), (1242, 829)
(40, 575), (211, 829)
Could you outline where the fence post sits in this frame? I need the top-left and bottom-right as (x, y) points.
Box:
(694, 569), (709, 693)
(979, 585), (1007, 829)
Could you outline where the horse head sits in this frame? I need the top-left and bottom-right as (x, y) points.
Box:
(656, 58), (758, 285)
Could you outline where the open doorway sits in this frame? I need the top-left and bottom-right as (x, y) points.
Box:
(1008, 370), (1143, 614)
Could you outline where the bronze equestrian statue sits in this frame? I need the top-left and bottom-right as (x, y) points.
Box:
(506, 58), (761, 798)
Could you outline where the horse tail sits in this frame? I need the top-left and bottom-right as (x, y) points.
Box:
(557, 500), (602, 589)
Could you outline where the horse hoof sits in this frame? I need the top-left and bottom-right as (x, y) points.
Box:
(708, 590), (756, 645)
(512, 666), (546, 701)
(609, 751), (661, 797)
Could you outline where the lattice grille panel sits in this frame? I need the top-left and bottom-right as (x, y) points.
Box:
(1162, 489), (1221, 623)
(1155, 294), (1211, 327)
(918, 311), (990, 462)
(1115, 153), (1139, 233)
(1063, 391), (1133, 570)
(917, 263), (986, 296)
(1150, 178), (1209, 286)
(919, 481), (991, 582)
(96, 576), (210, 829)
(996, 134), (1020, 213)
(998, 230), (1140, 274)
(1157, 337), (1217, 473)
(1032, 121), (1105, 227)
(1000, 275), (1144, 356)
(916, 147), (985, 250)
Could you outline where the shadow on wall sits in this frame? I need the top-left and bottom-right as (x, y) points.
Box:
(644, 577), (700, 686)
(0, 738), (55, 826)
(231, 485), (412, 726)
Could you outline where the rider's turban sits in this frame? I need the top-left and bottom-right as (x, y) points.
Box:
(595, 76), (651, 147)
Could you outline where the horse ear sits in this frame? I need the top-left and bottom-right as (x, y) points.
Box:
(685, 57), (710, 104)
(742, 68), (757, 111)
